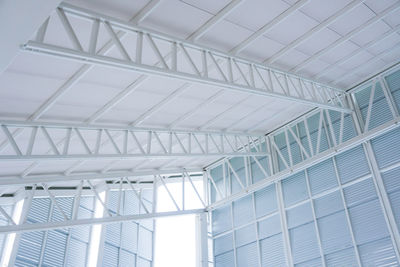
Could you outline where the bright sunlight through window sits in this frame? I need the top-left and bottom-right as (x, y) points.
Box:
(154, 177), (204, 267)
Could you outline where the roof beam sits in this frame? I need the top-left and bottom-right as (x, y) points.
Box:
(0, 120), (268, 162)
(0, 168), (203, 186)
(0, 0), (62, 74)
(291, 2), (400, 73)
(230, 0), (309, 55)
(187, 0), (244, 42)
(0, 209), (204, 234)
(22, 3), (350, 113)
(265, 0), (365, 64)
(314, 24), (400, 81)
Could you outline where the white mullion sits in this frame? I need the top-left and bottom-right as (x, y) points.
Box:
(230, 202), (238, 267)
(251, 193), (262, 267)
(276, 182), (294, 267)
(331, 157), (362, 267)
(117, 178), (123, 216)
(182, 174), (185, 211)
(363, 142), (400, 261)
(304, 169), (327, 267)
(38, 200), (54, 267)
(223, 161), (227, 199)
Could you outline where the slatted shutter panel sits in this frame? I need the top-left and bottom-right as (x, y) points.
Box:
(42, 230), (68, 267)
(236, 242), (258, 267)
(214, 233), (233, 256)
(137, 257), (151, 267)
(212, 205), (232, 235)
(294, 257), (321, 267)
(371, 127), (400, 168)
(235, 224), (256, 248)
(359, 237), (399, 266)
(258, 214), (281, 239)
(215, 250), (234, 267)
(335, 145), (370, 184)
(287, 202), (313, 229)
(65, 237), (87, 267)
(308, 158), (338, 195)
(254, 185), (277, 218)
(119, 249), (136, 267)
(260, 233), (286, 267)
(325, 248), (358, 267)
(290, 222), (320, 265)
(138, 226), (152, 261)
(103, 243), (119, 267)
(282, 171), (307, 207)
(233, 195), (254, 227)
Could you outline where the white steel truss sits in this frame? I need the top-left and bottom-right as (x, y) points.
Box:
(206, 65), (400, 209)
(21, 3), (350, 113)
(0, 121), (268, 162)
(0, 173), (206, 234)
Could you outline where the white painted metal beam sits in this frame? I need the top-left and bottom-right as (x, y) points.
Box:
(0, 0), (62, 74)
(188, 0), (244, 42)
(21, 3), (350, 113)
(230, 0), (309, 55)
(0, 209), (205, 234)
(0, 168), (203, 186)
(265, 0), (364, 64)
(291, 2), (400, 73)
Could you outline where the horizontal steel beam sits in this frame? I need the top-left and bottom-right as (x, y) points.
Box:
(0, 209), (205, 234)
(0, 168), (203, 186)
(0, 120), (268, 162)
(21, 3), (350, 113)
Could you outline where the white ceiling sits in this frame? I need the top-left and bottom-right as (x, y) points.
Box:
(0, 0), (399, 192)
